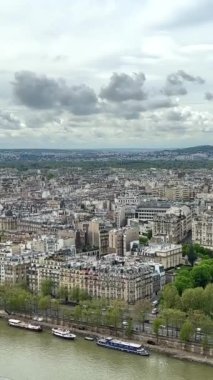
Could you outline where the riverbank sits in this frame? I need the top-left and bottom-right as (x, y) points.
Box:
(1, 311), (213, 366)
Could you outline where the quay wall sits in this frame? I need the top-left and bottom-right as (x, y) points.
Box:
(1, 310), (212, 365)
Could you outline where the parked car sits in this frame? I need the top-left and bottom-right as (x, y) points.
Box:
(151, 308), (158, 315)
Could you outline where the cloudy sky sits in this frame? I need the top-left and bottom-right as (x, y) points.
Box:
(0, 0), (213, 149)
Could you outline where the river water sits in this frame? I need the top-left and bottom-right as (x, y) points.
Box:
(0, 320), (212, 380)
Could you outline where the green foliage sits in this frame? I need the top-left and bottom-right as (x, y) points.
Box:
(147, 230), (152, 240)
(125, 319), (133, 338)
(187, 245), (198, 267)
(38, 296), (51, 310)
(183, 244), (213, 260)
(161, 308), (186, 331)
(106, 300), (126, 330)
(41, 279), (54, 297)
(181, 287), (204, 312)
(161, 284), (181, 309)
(203, 284), (213, 316)
(69, 286), (91, 303)
(139, 236), (148, 245)
(174, 269), (193, 295)
(47, 173), (55, 180)
(134, 299), (152, 331)
(58, 286), (69, 302)
(191, 265), (211, 288)
(153, 318), (163, 342)
(180, 320), (193, 342)
(193, 244), (213, 259)
(174, 259), (213, 294)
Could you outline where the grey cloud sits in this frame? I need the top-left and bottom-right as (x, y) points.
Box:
(147, 97), (176, 110)
(104, 100), (143, 120)
(13, 71), (98, 115)
(177, 70), (205, 84)
(163, 75), (187, 96)
(0, 110), (25, 130)
(104, 96), (175, 120)
(166, 109), (191, 122)
(163, 70), (204, 96)
(205, 92), (213, 100)
(100, 72), (146, 102)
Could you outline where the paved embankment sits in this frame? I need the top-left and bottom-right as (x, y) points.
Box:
(1, 311), (212, 366)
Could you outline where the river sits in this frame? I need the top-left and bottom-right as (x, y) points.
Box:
(0, 320), (212, 380)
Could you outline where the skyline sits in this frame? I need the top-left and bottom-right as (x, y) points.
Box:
(0, 0), (213, 149)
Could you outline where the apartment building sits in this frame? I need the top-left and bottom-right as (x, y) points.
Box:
(1, 259), (30, 285)
(60, 261), (153, 304)
(0, 217), (17, 231)
(153, 185), (195, 200)
(153, 206), (191, 243)
(135, 201), (171, 222)
(108, 226), (139, 256)
(134, 243), (183, 270)
(78, 219), (110, 256)
(192, 212), (213, 249)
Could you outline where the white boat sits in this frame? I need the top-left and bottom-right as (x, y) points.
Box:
(84, 336), (94, 341)
(8, 319), (42, 332)
(52, 328), (76, 340)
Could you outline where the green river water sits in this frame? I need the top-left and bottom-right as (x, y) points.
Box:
(0, 320), (212, 380)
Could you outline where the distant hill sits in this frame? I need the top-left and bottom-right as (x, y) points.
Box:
(165, 145), (213, 154)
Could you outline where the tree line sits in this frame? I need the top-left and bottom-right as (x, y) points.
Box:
(153, 283), (213, 344)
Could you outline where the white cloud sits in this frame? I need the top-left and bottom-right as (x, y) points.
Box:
(0, 0), (212, 148)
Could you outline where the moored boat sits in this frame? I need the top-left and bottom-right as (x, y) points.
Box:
(8, 319), (42, 332)
(84, 336), (94, 341)
(96, 337), (149, 356)
(52, 328), (76, 340)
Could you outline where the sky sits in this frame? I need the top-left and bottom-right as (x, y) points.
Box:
(0, 0), (213, 149)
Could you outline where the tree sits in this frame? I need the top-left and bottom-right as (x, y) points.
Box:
(153, 318), (163, 343)
(73, 305), (82, 322)
(147, 230), (152, 240)
(41, 279), (53, 297)
(180, 320), (193, 343)
(47, 173), (55, 181)
(187, 244), (197, 267)
(181, 287), (204, 312)
(38, 295), (51, 319)
(161, 284), (181, 309)
(174, 269), (193, 295)
(106, 300), (126, 331)
(191, 265), (211, 288)
(125, 319), (133, 338)
(203, 284), (213, 316)
(69, 286), (90, 303)
(134, 299), (152, 332)
(182, 244), (189, 257)
(139, 236), (148, 245)
(58, 286), (69, 303)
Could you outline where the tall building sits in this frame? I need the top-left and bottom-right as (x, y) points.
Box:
(153, 206), (191, 243)
(60, 261), (153, 304)
(109, 226), (139, 256)
(192, 211), (213, 249)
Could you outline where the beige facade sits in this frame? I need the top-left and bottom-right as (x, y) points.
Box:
(109, 227), (139, 256)
(192, 213), (213, 249)
(0, 217), (17, 231)
(60, 263), (153, 304)
(153, 186), (194, 201)
(1, 261), (30, 285)
(138, 244), (183, 269)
